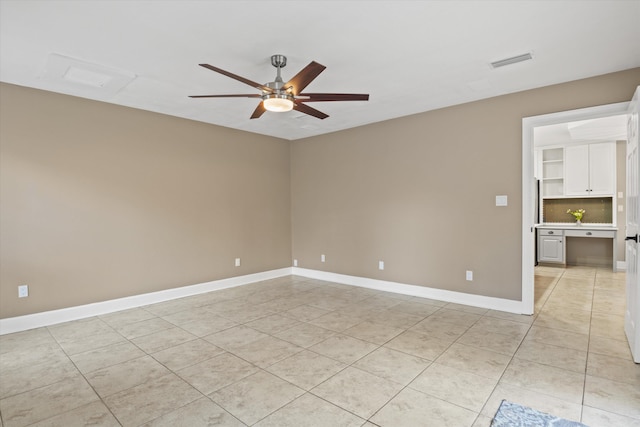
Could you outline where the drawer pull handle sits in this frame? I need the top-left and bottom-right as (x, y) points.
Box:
(586, 232), (592, 236)
(547, 231), (554, 234)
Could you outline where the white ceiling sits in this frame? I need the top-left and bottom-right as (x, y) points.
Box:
(1, 0), (639, 141)
(534, 114), (629, 147)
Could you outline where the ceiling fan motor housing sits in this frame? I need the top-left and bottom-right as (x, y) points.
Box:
(271, 54), (287, 69)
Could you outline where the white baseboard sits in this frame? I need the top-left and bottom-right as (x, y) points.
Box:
(2, 266), (529, 335)
(617, 261), (627, 271)
(0, 268), (292, 335)
(292, 268), (526, 314)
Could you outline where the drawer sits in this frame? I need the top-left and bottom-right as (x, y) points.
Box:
(565, 229), (615, 238)
(538, 229), (564, 236)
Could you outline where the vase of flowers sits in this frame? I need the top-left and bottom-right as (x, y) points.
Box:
(567, 208), (585, 224)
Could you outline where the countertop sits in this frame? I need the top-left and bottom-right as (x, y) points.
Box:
(535, 223), (618, 231)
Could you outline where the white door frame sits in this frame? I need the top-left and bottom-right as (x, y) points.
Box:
(521, 102), (629, 314)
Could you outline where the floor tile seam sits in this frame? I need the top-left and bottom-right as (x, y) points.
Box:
(302, 389), (375, 423)
(0, 347), (72, 376)
(0, 363), (81, 402)
(147, 349), (226, 376)
(0, 367), (106, 425)
(581, 404), (640, 423)
(517, 336), (590, 357)
(366, 381), (482, 425)
(582, 368), (640, 388)
(403, 379), (492, 414)
(509, 353), (588, 376)
(2, 393), (112, 427)
(472, 311), (540, 414)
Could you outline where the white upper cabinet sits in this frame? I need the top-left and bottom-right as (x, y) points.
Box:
(564, 142), (616, 196)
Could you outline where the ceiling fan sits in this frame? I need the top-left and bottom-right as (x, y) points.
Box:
(190, 54), (369, 120)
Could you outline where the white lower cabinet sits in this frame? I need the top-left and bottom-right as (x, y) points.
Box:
(538, 229), (564, 263)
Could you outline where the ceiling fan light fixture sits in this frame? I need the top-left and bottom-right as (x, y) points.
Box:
(263, 93), (294, 112)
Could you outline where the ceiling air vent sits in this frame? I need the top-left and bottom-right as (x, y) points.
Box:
(490, 52), (533, 69)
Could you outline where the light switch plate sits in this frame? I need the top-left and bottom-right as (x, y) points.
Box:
(495, 195), (508, 206)
(618, 192), (624, 199)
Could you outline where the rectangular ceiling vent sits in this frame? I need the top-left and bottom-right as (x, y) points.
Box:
(40, 53), (136, 97)
(490, 52), (533, 69)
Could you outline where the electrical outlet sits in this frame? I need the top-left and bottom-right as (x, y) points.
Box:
(321, 254), (326, 263)
(618, 205), (624, 212)
(378, 260), (385, 270)
(293, 259), (298, 267)
(466, 271), (473, 281)
(235, 258), (241, 267)
(18, 285), (28, 298)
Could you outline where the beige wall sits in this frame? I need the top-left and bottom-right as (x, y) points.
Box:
(0, 83), (292, 318)
(2, 69), (639, 319)
(291, 68), (640, 301)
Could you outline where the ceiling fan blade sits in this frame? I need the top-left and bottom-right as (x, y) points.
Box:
(189, 94), (263, 98)
(284, 61), (326, 95)
(199, 64), (273, 93)
(298, 93), (369, 102)
(250, 101), (267, 119)
(293, 101), (329, 120)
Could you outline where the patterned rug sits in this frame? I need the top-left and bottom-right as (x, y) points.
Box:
(491, 400), (588, 427)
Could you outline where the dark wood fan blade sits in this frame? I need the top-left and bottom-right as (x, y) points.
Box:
(250, 101), (267, 119)
(298, 93), (369, 102)
(189, 94), (263, 98)
(199, 64), (273, 93)
(284, 61), (326, 95)
(293, 101), (329, 120)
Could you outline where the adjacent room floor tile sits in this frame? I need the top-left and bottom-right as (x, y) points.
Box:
(500, 357), (585, 404)
(514, 339), (587, 373)
(583, 374), (640, 419)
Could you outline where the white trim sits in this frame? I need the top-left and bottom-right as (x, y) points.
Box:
(522, 102), (630, 315)
(617, 261), (627, 271)
(0, 268), (292, 335)
(293, 268), (525, 314)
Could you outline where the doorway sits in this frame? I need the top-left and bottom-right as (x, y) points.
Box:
(521, 102), (630, 314)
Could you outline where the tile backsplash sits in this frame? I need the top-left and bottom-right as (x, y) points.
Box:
(542, 197), (613, 224)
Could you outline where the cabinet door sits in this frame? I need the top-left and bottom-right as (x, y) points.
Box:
(538, 235), (564, 263)
(565, 145), (590, 196)
(588, 142), (616, 195)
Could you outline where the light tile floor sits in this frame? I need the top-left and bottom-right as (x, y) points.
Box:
(1, 266), (639, 426)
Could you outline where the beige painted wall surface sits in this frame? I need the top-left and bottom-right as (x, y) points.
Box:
(0, 83), (292, 318)
(291, 68), (640, 301)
